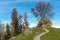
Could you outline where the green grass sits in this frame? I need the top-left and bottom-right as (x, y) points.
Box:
(10, 27), (45, 40)
(10, 27), (60, 40)
(41, 27), (60, 40)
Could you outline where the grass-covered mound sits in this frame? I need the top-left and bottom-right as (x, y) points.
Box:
(41, 27), (60, 40)
(10, 27), (45, 40)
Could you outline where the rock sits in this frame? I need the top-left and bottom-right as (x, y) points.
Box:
(23, 28), (32, 35)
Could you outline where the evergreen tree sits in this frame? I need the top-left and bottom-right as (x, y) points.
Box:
(11, 8), (19, 36)
(5, 23), (11, 40)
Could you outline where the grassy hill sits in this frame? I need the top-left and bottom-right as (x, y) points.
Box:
(10, 27), (60, 40)
(41, 27), (60, 40)
(10, 27), (45, 40)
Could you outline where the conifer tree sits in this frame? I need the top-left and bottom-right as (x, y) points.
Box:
(5, 23), (11, 40)
(11, 8), (19, 36)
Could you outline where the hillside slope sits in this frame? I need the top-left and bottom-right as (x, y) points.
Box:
(10, 27), (45, 40)
(41, 27), (60, 40)
(10, 27), (60, 40)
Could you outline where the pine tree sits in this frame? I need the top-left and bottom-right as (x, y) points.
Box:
(5, 23), (11, 40)
(11, 8), (19, 36)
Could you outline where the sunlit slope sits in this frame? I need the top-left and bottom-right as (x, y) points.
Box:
(41, 27), (60, 40)
(10, 27), (45, 40)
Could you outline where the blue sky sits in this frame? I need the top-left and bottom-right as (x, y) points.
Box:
(0, 0), (60, 28)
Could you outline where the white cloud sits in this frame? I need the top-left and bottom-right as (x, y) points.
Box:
(0, 1), (20, 4)
(0, 0), (42, 4)
(29, 23), (37, 28)
(0, 0), (60, 5)
(52, 25), (60, 28)
(1, 21), (11, 25)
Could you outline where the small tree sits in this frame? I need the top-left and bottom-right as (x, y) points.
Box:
(0, 22), (4, 40)
(5, 23), (11, 40)
(18, 14), (23, 33)
(31, 2), (54, 27)
(23, 13), (29, 29)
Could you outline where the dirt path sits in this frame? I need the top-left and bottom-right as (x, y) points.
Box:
(34, 27), (49, 40)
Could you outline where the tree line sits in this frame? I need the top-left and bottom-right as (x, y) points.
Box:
(0, 1), (54, 40)
(0, 8), (29, 40)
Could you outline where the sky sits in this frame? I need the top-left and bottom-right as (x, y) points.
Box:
(0, 0), (60, 28)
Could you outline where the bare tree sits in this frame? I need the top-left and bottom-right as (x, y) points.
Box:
(31, 2), (54, 27)
(0, 22), (4, 40)
(18, 14), (23, 33)
(19, 14), (22, 27)
(23, 13), (29, 29)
